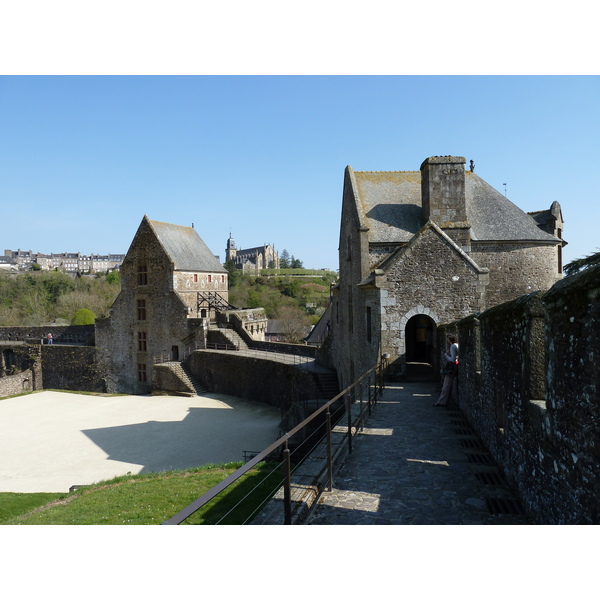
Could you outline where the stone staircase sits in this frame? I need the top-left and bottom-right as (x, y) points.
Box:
(153, 361), (208, 396)
(206, 325), (249, 350)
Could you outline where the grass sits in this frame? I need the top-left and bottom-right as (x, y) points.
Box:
(1, 461), (283, 525)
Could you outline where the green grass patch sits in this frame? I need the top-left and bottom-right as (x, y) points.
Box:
(2, 461), (283, 525)
(0, 492), (66, 522)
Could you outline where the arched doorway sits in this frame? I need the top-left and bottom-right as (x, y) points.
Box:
(405, 314), (436, 368)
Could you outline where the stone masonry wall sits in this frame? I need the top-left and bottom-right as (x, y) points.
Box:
(440, 264), (600, 524)
(472, 243), (560, 309)
(0, 325), (95, 345)
(185, 350), (323, 430)
(0, 344), (43, 397)
(379, 226), (488, 377)
(41, 345), (107, 393)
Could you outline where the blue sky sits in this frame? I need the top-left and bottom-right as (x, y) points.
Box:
(1, 75), (598, 270)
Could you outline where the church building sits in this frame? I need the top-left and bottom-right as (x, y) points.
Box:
(225, 233), (279, 272)
(329, 155), (565, 385)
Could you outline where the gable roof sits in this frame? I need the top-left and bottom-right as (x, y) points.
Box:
(146, 217), (226, 273)
(350, 167), (561, 245)
(359, 220), (489, 285)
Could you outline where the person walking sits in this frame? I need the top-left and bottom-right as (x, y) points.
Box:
(434, 334), (458, 406)
(47, 333), (53, 345)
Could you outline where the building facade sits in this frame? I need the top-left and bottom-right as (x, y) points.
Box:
(329, 155), (565, 386)
(96, 216), (229, 394)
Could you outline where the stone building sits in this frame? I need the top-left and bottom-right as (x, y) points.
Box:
(225, 233), (279, 272)
(96, 216), (229, 394)
(329, 155), (565, 386)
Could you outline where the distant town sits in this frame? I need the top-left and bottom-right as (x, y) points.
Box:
(1, 249), (125, 273)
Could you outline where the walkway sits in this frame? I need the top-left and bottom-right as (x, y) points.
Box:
(307, 381), (530, 525)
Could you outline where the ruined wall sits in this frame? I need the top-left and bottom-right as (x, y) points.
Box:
(0, 343), (107, 398)
(440, 265), (600, 524)
(0, 344), (42, 397)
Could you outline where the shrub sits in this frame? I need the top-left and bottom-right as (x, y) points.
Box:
(71, 308), (96, 325)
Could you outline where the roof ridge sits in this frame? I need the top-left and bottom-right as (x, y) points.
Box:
(355, 170), (419, 174)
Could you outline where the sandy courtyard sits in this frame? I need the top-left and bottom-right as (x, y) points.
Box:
(0, 390), (281, 493)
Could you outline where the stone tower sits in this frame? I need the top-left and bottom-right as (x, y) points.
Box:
(225, 233), (237, 263)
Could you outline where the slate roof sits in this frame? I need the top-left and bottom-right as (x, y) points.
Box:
(147, 218), (226, 272)
(351, 168), (560, 245)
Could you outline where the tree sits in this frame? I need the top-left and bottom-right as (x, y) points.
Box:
(105, 271), (120, 285)
(280, 249), (290, 269)
(225, 259), (241, 287)
(564, 250), (600, 277)
(276, 304), (311, 344)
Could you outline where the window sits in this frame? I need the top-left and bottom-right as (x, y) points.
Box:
(137, 363), (147, 382)
(137, 298), (147, 321)
(221, 275), (225, 283)
(194, 274), (198, 283)
(137, 262), (148, 285)
(137, 331), (147, 352)
(208, 275), (212, 283)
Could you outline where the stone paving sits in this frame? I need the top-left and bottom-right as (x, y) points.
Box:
(307, 381), (531, 525)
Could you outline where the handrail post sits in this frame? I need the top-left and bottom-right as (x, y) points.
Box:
(368, 372), (373, 416)
(283, 443), (292, 525)
(346, 392), (353, 454)
(359, 381), (364, 432)
(326, 408), (333, 492)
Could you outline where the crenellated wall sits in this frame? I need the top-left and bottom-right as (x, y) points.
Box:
(439, 264), (600, 524)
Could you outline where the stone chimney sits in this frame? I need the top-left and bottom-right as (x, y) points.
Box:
(420, 156), (471, 251)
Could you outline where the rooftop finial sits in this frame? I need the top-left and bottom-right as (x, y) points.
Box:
(469, 159), (475, 172)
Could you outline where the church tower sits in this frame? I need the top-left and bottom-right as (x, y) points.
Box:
(225, 233), (237, 263)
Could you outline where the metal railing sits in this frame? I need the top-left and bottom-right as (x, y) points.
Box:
(162, 358), (388, 525)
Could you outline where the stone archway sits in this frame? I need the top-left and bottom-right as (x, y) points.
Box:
(400, 306), (439, 380)
(405, 314), (436, 364)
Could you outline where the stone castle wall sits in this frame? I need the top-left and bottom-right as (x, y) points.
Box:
(185, 350), (323, 430)
(0, 325), (95, 345)
(439, 264), (600, 524)
(41, 345), (107, 393)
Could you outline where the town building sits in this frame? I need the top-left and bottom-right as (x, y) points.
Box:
(328, 155), (565, 386)
(3, 249), (124, 273)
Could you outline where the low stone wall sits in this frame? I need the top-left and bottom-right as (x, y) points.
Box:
(439, 265), (600, 524)
(249, 340), (317, 358)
